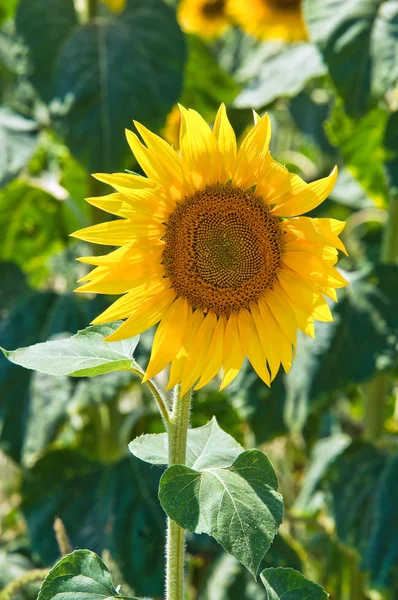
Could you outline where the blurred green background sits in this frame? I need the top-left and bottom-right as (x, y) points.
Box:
(0, 0), (398, 599)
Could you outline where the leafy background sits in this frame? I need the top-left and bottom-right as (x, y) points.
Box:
(0, 0), (398, 598)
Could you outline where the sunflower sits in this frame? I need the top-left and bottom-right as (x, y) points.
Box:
(227, 0), (307, 42)
(72, 105), (347, 394)
(161, 105), (182, 150)
(178, 0), (231, 39)
(101, 0), (125, 12)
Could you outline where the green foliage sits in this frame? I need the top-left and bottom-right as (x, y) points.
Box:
(1, 0), (398, 598)
(181, 36), (240, 119)
(235, 42), (326, 110)
(37, 550), (141, 600)
(130, 417), (243, 468)
(285, 265), (398, 431)
(0, 108), (39, 187)
(159, 449), (283, 577)
(260, 567), (328, 599)
(22, 451), (165, 596)
(2, 322), (139, 377)
(303, 0), (391, 118)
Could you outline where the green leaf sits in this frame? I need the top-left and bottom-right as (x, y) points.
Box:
(2, 322), (139, 378)
(15, 0), (78, 102)
(0, 291), (104, 462)
(371, 1), (398, 102)
(0, 108), (40, 188)
(37, 550), (140, 600)
(0, 262), (28, 312)
(234, 42), (326, 110)
(130, 417), (244, 469)
(303, 0), (379, 118)
(0, 181), (69, 284)
(180, 36), (240, 120)
(22, 451), (165, 596)
(325, 103), (389, 207)
(284, 265), (398, 431)
(260, 567), (328, 599)
(383, 109), (398, 190)
(363, 454), (398, 593)
(293, 434), (350, 514)
(200, 552), (267, 600)
(159, 449), (284, 577)
(53, 0), (186, 172)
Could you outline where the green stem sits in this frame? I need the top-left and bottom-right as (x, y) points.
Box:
(362, 191), (398, 442)
(129, 366), (171, 428)
(88, 0), (98, 19)
(165, 386), (192, 600)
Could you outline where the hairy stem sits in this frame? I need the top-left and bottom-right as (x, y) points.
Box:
(362, 191), (398, 441)
(129, 366), (171, 427)
(165, 386), (192, 600)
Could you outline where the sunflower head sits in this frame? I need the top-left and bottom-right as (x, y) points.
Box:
(72, 104), (347, 394)
(178, 0), (231, 39)
(227, 0), (308, 42)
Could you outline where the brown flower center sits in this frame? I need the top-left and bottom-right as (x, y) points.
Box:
(163, 183), (284, 316)
(201, 0), (225, 18)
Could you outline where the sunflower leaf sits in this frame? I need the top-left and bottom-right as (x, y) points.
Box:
(260, 567), (328, 599)
(1, 322), (139, 377)
(37, 549), (142, 600)
(129, 416), (244, 469)
(159, 449), (283, 578)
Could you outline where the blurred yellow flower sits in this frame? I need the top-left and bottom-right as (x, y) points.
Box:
(101, 0), (126, 13)
(178, 0), (231, 39)
(72, 105), (346, 393)
(162, 105), (182, 149)
(228, 0), (307, 42)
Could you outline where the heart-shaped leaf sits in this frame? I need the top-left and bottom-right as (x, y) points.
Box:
(159, 449), (283, 578)
(1, 322), (139, 377)
(129, 417), (244, 470)
(37, 549), (142, 600)
(260, 567), (328, 599)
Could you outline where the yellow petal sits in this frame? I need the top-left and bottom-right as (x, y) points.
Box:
(238, 308), (270, 386)
(71, 219), (165, 246)
(273, 282), (315, 337)
(180, 311), (217, 395)
(194, 316), (226, 390)
(284, 240), (339, 264)
(90, 278), (169, 323)
(213, 104), (237, 177)
(125, 129), (185, 200)
(264, 286), (298, 347)
(255, 153), (290, 203)
(179, 106), (223, 188)
(250, 303), (280, 380)
(281, 216), (347, 255)
(167, 309), (205, 390)
(93, 172), (157, 190)
(220, 313), (245, 390)
(233, 113), (271, 188)
(272, 167), (338, 217)
(278, 270), (333, 323)
(133, 120), (187, 194)
(282, 252), (348, 288)
(144, 297), (191, 381)
(258, 298), (293, 373)
(104, 288), (176, 341)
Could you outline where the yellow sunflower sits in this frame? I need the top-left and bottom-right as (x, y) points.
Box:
(101, 0), (126, 12)
(72, 105), (347, 394)
(178, 0), (231, 39)
(227, 0), (307, 42)
(161, 105), (182, 150)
